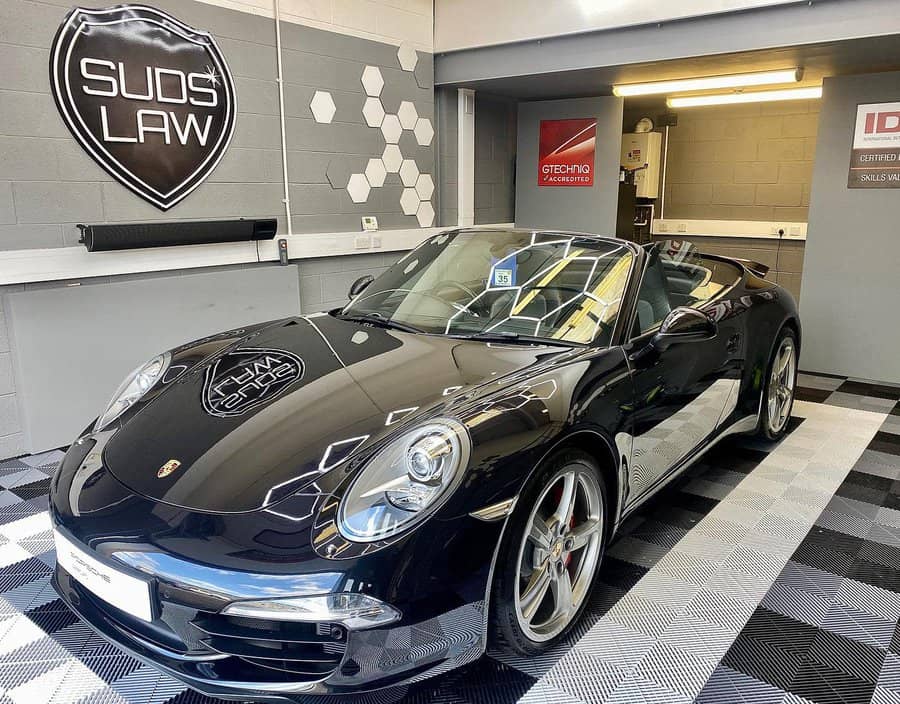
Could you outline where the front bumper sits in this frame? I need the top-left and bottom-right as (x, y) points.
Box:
(52, 556), (485, 700)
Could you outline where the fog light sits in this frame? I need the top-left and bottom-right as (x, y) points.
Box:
(221, 593), (400, 630)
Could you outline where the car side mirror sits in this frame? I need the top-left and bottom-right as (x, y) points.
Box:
(652, 307), (717, 350)
(348, 274), (374, 299)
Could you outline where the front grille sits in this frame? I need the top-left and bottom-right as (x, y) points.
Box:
(191, 613), (347, 678)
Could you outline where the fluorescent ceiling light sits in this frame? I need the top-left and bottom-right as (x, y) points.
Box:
(667, 86), (822, 108)
(613, 69), (801, 97)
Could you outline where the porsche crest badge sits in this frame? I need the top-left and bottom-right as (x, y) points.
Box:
(157, 459), (182, 479)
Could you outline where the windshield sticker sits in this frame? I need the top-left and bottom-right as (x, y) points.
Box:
(490, 257), (517, 287)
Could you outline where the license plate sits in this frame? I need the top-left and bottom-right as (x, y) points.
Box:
(54, 529), (153, 622)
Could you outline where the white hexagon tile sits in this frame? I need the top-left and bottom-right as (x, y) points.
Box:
(414, 117), (434, 146)
(362, 97), (385, 127)
(399, 159), (419, 187)
(415, 174), (434, 201)
(380, 114), (403, 144)
(416, 201), (435, 227)
(381, 144), (403, 173)
(346, 173), (370, 203)
(360, 66), (384, 96)
(397, 101), (418, 130)
(365, 158), (387, 188)
(397, 42), (418, 72)
(309, 90), (336, 124)
(400, 188), (420, 216)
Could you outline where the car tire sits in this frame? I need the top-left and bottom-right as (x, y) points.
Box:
(490, 450), (608, 655)
(757, 327), (798, 441)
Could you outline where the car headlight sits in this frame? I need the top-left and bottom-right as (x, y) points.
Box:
(94, 352), (171, 431)
(222, 593), (400, 630)
(338, 419), (470, 542)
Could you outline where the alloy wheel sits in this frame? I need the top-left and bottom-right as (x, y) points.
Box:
(767, 337), (796, 434)
(513, 467), (603, 642)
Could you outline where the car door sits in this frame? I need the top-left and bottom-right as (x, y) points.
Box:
(621, 246), (736, 508)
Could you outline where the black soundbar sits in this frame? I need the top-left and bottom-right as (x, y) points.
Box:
(77, 219), (278, 252)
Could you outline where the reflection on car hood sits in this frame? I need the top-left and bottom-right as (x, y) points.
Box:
(102, 314), (550, 513)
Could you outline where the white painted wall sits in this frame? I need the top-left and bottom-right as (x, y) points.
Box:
(435, 0), (800, 52)
(196, 0), (433, 50)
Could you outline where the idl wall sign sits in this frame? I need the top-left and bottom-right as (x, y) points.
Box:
(50, 5), (237, 210)
(849, 102), (900, 189)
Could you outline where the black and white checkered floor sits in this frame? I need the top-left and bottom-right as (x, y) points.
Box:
(0, 372), (898, 704)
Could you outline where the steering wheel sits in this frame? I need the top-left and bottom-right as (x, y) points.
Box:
(433, 280), (479, 302)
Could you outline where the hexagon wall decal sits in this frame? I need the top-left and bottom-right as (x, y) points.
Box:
(365, 158), (387, 187)
(380, 114), (403, 144)
(347, 173), (370, 203)
(399, 159), (419, 187)
(382, 144), (403, 173)
(415, 173), (434, 201)
(414, 117), (434, 146)
(362, 97), (385, 127)
(397, 42), (418, 72)
(397, 101), (418, 130)
(361, 66), (384, 96)
(400, 188), (420, 216)
(310, 90), (336, 124)
(416, 201), (435, 227)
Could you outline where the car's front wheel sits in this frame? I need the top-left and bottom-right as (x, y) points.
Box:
(491, 450), (607, 654)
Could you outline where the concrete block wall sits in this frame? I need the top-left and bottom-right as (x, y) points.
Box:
(474, 94), (517, 225)
(663, 100), (819, 222)
(0, 0), (435, 458)
(436, 87), (458, 226)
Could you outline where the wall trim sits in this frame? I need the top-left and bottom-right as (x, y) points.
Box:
(652, 219), (807, 240)
(0, 229), (428, 286)
(0, 224), (516, 286)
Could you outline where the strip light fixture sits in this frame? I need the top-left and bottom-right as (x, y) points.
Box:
(612, 68), (801, 97)
(667, 86), (822, 108)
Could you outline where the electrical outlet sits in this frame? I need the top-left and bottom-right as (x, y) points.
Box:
(789, 225), (801, 237)
(372, 234), (382, 248)
(354, 234), (370, 250)
(677, 223), (687, 233)
(657, 221), (668, 233)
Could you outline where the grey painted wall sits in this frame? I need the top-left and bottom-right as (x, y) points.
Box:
(435, 87), (458, 226)
(0, 0), (434, 242)
(474, 94), (517, 225)
(801, 71), (900, 383)
(515, 96), (624, 234)
(0, 0), (434, 458)
(5, 266), (302, 452)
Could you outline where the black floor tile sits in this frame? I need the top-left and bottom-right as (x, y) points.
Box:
(9, 478), (51, 501)
(797, 387), (834, 403)
(870, 431), (900, 457)
(838, 381), (900, 402)
(789, 660), (876, 704)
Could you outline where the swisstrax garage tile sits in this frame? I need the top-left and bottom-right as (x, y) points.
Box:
(0, 377), (896, 704)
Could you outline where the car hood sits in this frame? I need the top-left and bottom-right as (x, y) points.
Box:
(102, 314), (551, 513)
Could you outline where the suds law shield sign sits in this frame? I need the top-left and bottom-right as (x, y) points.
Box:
(50, 5), (237, 210)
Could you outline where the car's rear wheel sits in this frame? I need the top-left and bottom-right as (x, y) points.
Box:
(758, 328), (798, 440)
(491, 451), (607, 654)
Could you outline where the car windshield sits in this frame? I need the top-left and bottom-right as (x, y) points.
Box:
(339, 230), (634, 346)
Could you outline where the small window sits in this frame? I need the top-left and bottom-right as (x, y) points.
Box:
(633, 248), (672, 336)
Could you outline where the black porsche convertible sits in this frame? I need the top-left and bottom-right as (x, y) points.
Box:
(50, 229), (799, 700)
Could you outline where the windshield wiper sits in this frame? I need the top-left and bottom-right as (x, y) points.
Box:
(337, 312), (425, 334)
(451, 331), (584, 348)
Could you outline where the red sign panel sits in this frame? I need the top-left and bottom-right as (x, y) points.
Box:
(538, 118), (597, 187)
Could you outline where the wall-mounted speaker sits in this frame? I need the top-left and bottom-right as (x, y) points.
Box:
(77, 219), (278, 252)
